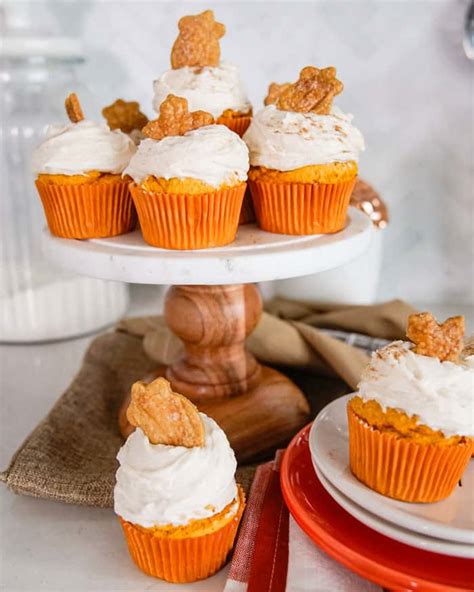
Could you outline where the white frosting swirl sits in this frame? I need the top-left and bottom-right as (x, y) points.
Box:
(243, 104), (365, 171)
(358, 341), (474, 437)
(114, 415), (238, 527)
(32, 120), (136, 175)
(124, 124), (249, 187)
(152, 63), (251, 119)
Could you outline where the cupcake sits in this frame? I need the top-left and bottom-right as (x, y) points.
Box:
(152, 10), (252, 138)
(348, 312), (473, 503)
(102, 98), (149, 145)
(114, 378), (245, 583)
(244, 66), (365, 235)
(33, 93), (137, 239)
(124, 94), (248, 250)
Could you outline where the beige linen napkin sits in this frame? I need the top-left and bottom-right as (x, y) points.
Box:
(1, 299), (415, 507)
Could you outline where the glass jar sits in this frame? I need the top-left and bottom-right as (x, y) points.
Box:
(0, 38), (129, 342)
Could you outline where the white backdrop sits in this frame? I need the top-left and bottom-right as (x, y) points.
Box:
(6, 0), (474, 304)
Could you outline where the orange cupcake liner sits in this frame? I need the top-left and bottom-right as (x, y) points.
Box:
(119, 487), (245, 583)
(248, 177), (356, 235)
(217, 116), (252, 138)
(239, 189), (256, 225)
(348, 406), (472, 503)
(36, 179), (136, 239)
(130, 183), (246, 250)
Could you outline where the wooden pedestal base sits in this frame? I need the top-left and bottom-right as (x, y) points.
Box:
(119, 283), (310, 462)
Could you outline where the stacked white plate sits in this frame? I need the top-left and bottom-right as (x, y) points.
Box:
(309, 394), (474, 559)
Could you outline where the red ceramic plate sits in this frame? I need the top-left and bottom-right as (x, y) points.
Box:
(280, 424), (474, 592)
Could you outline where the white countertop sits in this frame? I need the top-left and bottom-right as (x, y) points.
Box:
(1, 285), (472, 592)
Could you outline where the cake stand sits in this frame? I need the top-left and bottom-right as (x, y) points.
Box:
(42, 207), (373, 462)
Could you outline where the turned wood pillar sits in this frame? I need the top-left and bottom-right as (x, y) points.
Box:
(164, 284), (262, 402)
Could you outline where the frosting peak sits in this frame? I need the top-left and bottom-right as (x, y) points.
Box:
(124, 124), (249, 187)
(114, 414), (238, 527)
(358, 341), (474, 437)
(32, 120), (136, 175)
(153, 63), (251, 119)
(243, 104), (364, 171)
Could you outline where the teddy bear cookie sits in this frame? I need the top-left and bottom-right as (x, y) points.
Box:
(102, 98), (149, 145)
(153, 10), (252, 138)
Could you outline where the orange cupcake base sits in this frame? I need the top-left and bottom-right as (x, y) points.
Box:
(217, 116), (252, 138)
(348, 406), (472, 503)
(119, 487), (245, 583)
(130, 183), (246, 250)
(36, 179), (136, 239)
(248, 177), (356, 235)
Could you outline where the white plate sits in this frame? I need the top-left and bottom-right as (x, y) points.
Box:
(310, 394), (474, 545)
(312, 459), (474, 558)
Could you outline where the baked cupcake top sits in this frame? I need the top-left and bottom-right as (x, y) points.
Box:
(114, 378), (238, 528)
(244, 67), (364, 171)
(357, 313), (474, 438)
(124, 94), (249, 187)
(152, 10), (251, 119)
(33, 94), (136, 175)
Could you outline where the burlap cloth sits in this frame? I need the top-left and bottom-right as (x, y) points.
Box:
(0, 299), (416, 508)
